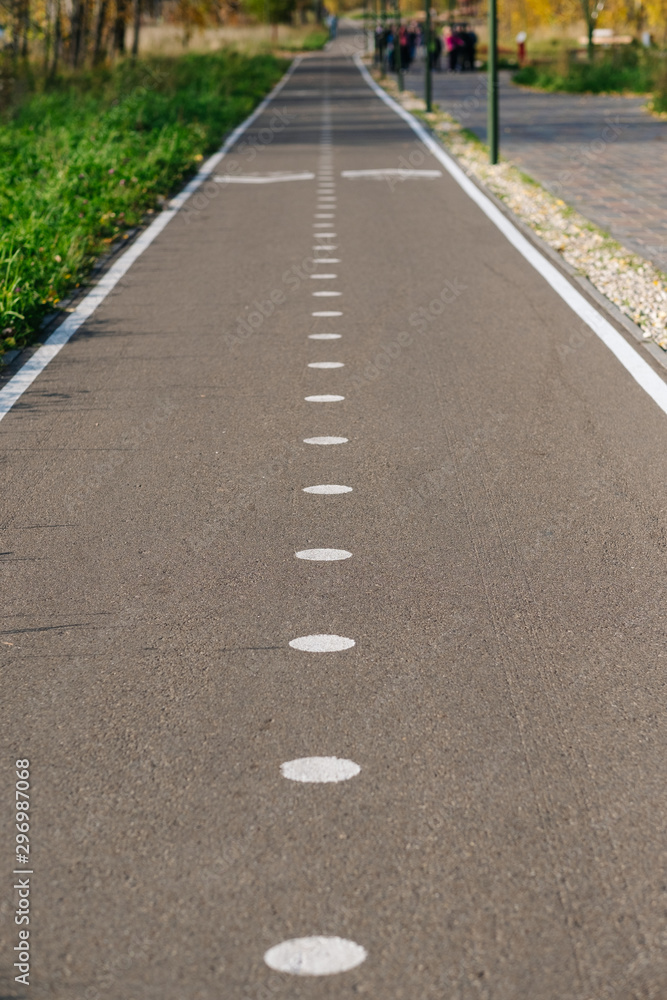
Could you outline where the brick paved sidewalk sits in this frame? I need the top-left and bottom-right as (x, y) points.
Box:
(402, 67), (667, 273)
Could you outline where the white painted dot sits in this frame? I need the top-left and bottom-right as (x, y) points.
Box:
(295, 548), (352, 561)
(289, 634), (355, 652)
(281, 757), (361, 783)
(308, 361), (344, 369)
(264, 936), (366, 975)
(303, 436), (348, 445)
(308, 333), (341, 339)
(310, 274), (338, 279)
(303, 484), (353, 494)
(312, 311), (342, 317)
(313, 291), (342, 297)
(305, 394), (345, 402)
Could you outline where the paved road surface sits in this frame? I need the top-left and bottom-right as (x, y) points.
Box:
(3, 27), (667, 1000)
(403, 64), (667, 272)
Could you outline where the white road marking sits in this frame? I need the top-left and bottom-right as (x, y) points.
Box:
(308, 361), (344, 368)
(341, 168), (442, 179)
(313, 246), (339, 252)
(303, 484), (353, 494)
(295, 548), (352, 560)
(264, 937), (366, 975)
(354, 52), (667, 421)
(312, 311), (342, 317)
(313, 291), (342, 297)
(305, 394), (345, 401)
(303, 436), (348, 445)
(310, 274), (338, 279)
(289, 634), (355, 651)
(313, 258), (340, 263)
(309, 333), (341, 339)
(214, 171), (316, 184)
(280, 757), (361, 782)
(315, 214), (335, 219)
(0, 58), (305, 423)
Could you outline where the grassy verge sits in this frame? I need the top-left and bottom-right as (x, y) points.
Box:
(0, 49), (288, 359)
(281, 27), (329, 51)
(513, 44), (662, 95)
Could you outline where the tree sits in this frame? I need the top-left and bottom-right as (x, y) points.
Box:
(580, 0), (604, 57)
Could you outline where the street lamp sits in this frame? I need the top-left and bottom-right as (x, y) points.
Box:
(424, 0), (432, 111)
(394, 0), (403, 91)
(488, 0), (498, 163)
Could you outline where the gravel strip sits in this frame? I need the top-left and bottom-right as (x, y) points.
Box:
(376, 73), (667, 349)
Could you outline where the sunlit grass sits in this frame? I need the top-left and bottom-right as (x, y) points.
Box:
(0, 49), (288, 356)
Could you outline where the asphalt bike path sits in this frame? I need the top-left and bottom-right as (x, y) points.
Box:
(3, 27), (667, 1000)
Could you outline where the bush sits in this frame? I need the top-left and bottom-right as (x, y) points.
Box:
(513, 44), (660, 95)
(0, 49), (287, 356)
(653, 63), (667, 112)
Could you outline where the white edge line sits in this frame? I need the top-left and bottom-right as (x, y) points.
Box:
(0, 57), (303, 422)
(353, 53), (667, 418)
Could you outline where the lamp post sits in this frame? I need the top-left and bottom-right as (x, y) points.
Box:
(487, 0), (499, 163)
(380, 0), (387, 76)
(424, 0), (432, 111)
(394, 0), (403, 90)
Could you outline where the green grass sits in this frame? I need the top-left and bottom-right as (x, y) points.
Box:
(282, 27), (329, 51)
(0, 49), (288, 358)
(513, 45), (661, 95)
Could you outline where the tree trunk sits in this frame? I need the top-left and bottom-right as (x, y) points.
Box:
(49, 0), (61, 77)
(93, 0), (109, 61)
(20, 0), (30, 57)
(131, 0), (140, 57)
(12, 0), (21, 60)
(114, 0), (127, 54)
(70, 0), (86, 65)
